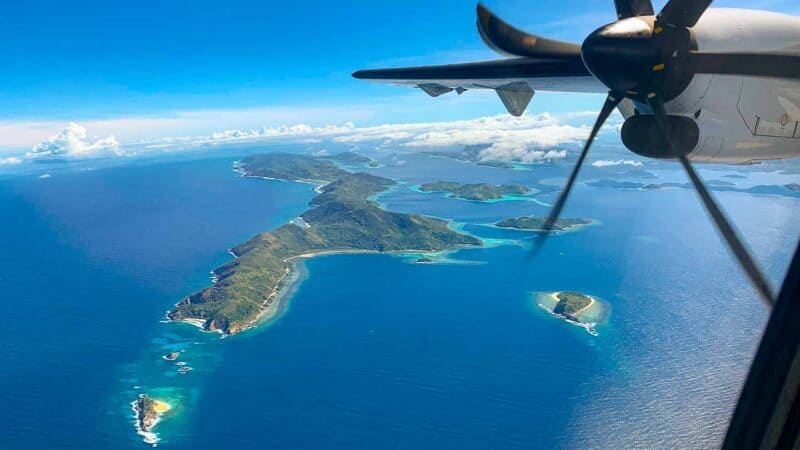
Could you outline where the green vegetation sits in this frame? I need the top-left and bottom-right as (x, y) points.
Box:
(323, 151), (372, 164)
(495, 216), (591, 232)
(476, 160), (514, 169)
(552, 292), (593, 320)
(424, 145), (487, 162)
(589, 178), (800, 198)
(420, 181), (531, 201)
(170, 154), (481, 335)
(239, 153), (348, 181)
(641, 182), (688, 190)
(424, 144), (512, 168)
(419, 181), (462, 192)
(423, 144), (536, 169)
(588, 179), (651, 189)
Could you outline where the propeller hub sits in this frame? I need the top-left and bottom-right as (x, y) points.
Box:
(581, 17), (656, 94)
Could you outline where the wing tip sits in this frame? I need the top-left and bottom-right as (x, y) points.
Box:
(476, 3), (490, 24)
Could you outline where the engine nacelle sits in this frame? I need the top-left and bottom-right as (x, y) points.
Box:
(621, 115), (700, 159)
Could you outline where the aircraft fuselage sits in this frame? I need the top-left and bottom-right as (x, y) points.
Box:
(649, 9), (800, 163)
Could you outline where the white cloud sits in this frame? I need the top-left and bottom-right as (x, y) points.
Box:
(0, 89), (606, 154)
(312, 149), (329, 157)
(591, 159), (643, 168)
(201, 112), (590, 163)
(0, 109), (599, 168)
(480, 146), (567, 164)
(0, 104), (382, 152)
(0, 156), (22, 165)
(27, 123), (122, 159)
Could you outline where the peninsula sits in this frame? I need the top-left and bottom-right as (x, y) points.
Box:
(419, 181), (531, 201)
(495, 216), (591, 232)
(169, 153), (481, 335)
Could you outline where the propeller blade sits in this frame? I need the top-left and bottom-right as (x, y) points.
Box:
(680, 154), (775, 305)
(645, 92), (775, 306)
(476, 3), (582, 59)
(687, 51), (800, 81)
(657, 0), (713, 27)
(614, 0), (654, 19)
(530, 93), (623, 256)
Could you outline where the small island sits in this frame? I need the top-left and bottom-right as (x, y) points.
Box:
(424, 145), (489, 163)
(169, 154), (481, 335)
(641, 182), (688, 190)
(424, 144), (514, 169)
(552, 292), (595, 321)
(322, 151), (373, 165)
(132, 394), (171, 444)
(476, 160), (514, 169)
(419, 181), (532, 202)
(162, 351), (180, 361)
(535, 291), (608, 336)
(706, 179), (736, 187)
(588, 178), (800, 198)
(495, 216), (591, 233)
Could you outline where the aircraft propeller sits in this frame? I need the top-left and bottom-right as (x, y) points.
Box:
(475, 0), (800, 305)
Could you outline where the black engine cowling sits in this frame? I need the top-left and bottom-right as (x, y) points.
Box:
(621, 114), (700, 159)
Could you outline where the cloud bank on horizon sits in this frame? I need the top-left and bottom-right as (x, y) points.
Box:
(200, 112), (596, 163)
(591, 159), (643, 168)
(11, 111), (604, 165)
(26, 123), (122, 159)
(0, 156), (22, 165)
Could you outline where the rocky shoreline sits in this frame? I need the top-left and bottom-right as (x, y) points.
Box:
(132, 394), (165, 445)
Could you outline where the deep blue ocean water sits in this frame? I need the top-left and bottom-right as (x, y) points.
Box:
(0, 151), (797, 449)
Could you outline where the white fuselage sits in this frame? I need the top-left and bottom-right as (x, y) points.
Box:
(660, 8), (800, 163)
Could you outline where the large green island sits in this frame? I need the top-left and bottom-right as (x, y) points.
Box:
(169, 153), (481, 335)
(495, 216), (592, 232)
(419, 181), (532, 201)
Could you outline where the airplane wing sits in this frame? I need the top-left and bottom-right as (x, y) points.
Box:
(352, 57), (605, 116)
(353, 3), (606, 116)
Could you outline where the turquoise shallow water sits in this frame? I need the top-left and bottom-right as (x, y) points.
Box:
(0, 151), (798, 448)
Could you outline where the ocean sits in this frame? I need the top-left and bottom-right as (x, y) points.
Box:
(0, 150), (797, 449)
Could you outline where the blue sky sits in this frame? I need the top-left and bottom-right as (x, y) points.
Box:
(0, 0), (796, 151)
